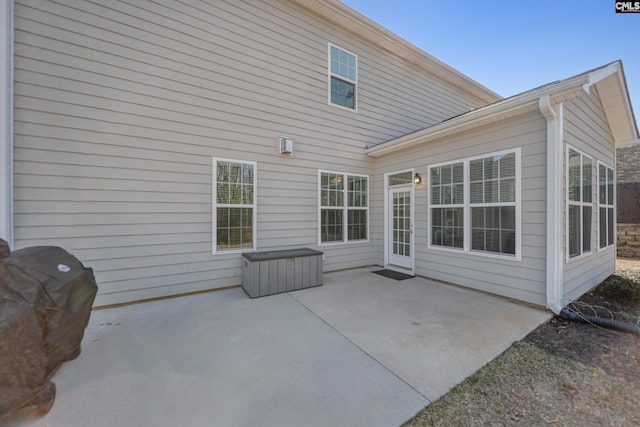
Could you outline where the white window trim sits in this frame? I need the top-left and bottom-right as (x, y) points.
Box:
(327, 43), (358, 112)
(597, 160), (615, 252)
(318, 169), (369, 246)
(565, 146), (593, 262)
(427, 148), (522, 261)
(212, 157), (257, 254)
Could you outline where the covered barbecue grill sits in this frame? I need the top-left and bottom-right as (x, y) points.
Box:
(0, 239), (98, 418)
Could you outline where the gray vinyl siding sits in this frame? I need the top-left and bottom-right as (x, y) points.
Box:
(373, 112), (548, 306)
(12, 0), (484, 305)
(562, 88), (616, 302)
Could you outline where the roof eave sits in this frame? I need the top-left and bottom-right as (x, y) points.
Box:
(589, 61), (640, 146)
(289, 0), (501, 105)
(366, 74), (591, 158)
(366, 101), (539, 158)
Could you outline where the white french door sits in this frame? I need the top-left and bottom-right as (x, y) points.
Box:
(388, 187), (413, 269)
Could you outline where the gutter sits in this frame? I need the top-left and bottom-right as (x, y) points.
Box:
(539, 95), (564, 314)
(0, 0), (13, 246)
(366, 100), (539, 157)
(366, 73), (590, 158)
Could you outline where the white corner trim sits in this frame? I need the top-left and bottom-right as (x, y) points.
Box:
(539, 95), (564, 314)
(0, 0), (13, 246)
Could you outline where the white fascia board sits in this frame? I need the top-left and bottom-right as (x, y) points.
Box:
(0, 0), (13, 246)
(366, 100), (538, 157)
(582, 61), (620, 95)
(592, 62), (639, 144)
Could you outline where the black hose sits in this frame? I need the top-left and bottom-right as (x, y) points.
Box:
(559, 308), (640, 335)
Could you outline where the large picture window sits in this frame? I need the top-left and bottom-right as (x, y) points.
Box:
(329, 44), (357, 110)
(428, 149), (520, 258)
(213, 158), (256, 253)
(319, 171), (368, 244)
(598, 162), (615, 249)
(567, 147), (592, 259)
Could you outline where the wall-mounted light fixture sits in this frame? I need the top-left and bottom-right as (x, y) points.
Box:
(414, 173), (422, 185)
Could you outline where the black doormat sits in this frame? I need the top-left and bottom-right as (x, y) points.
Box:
(372, 269), (415, 281)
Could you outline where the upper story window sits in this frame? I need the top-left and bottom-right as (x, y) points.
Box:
(329, 44), (357, 110)
(566, 147), (592, 259)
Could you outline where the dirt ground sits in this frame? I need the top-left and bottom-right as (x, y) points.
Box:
(523, 258), (640, 369)
(406, 258), (640, 426)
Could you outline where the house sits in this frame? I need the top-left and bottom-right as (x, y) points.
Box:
(0, 0), (637, 311)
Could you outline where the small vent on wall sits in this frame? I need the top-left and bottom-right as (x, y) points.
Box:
(279, 137), (293, 154)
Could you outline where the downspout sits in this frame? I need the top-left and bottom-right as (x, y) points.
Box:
(0, 0), (13, 246)
(539, 95), (564, 314)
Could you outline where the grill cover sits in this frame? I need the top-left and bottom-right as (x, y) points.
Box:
(0, 240), (97, 417)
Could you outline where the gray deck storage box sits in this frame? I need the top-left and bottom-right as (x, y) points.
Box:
(241, 248), (323, 298)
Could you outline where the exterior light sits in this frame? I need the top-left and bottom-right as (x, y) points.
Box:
(414, 173), (422, 185)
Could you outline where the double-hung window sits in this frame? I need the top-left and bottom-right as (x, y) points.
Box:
(470, 152), (517, 255)
(429, 149), (520, 258)
(567, 147), (592, 259)
(430, 162), (464, 249)
(598, 162), (615, 249)
(329, 44), (357, 110)
(319, 171), (368, 244)
(213, 158), (256, 253)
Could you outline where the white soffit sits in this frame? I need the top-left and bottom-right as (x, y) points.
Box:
(589, 62), (639, 146)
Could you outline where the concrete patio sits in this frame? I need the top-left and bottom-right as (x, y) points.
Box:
(8, 267), (550, 427)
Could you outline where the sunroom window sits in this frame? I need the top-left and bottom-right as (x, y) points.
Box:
(470, 152), (517, 255)
(430, 162), (464, 249)
(598, 162), (615, 249)
(428, 149), (520, 258)
(567, 147), (592, 259)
